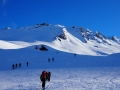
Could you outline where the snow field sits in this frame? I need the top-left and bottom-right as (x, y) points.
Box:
(0, 68), (120, 90)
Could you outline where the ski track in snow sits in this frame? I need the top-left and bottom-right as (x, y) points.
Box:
(0, 68), (120, 90)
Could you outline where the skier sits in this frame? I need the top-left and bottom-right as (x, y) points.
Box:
(19, 63), (21, 67)
(52, 58), (54, 61)
(15, 64), (18, 68)
(12, 64), (15, 69)
(40, 70), (48, 90)
(48, 58), (50, 62)
(74, 54), (76, 57)
(26, 62), (28, 66)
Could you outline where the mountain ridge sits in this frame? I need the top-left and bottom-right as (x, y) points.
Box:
(0, 23), (120, 56)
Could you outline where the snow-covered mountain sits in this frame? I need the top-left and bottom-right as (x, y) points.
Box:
(0, 23), (120, 90)
(0, 23), (120, 55)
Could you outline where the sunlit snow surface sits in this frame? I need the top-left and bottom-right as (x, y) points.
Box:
(0, 24), (120, 90)
(0, 68), (120, 90)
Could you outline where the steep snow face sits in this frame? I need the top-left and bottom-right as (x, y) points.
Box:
(67, 27), (120, 44)
(0, 24), (120, 55)
(52, 28), (97, 55)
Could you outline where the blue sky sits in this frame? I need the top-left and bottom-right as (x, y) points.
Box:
(0, 0), (120, 37)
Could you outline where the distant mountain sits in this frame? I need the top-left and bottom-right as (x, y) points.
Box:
(0, 23), (120, 55)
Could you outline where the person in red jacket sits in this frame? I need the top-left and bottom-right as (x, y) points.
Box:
(40, 70), (48, 89)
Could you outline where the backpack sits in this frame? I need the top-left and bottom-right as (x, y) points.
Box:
(40, 71), (47, 81)
(47, 72), (51, 81)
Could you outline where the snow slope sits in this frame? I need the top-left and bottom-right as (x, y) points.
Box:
(0, 47), (120, 90)
(0, 23), (120, 90)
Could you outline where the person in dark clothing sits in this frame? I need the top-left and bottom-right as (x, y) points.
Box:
(16, 64), (18, 68)
(26, 62), (28, 66)
(19, 63), (21, 67)
(40, 70), (48, 89)
(74, 54), (76, 57)
(52, 58), (54, 61)
(48, 58), (50, 62)
(12, 64), (15, 69)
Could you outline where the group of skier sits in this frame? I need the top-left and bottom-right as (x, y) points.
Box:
(12, 63), (21, 69)
(48, 58), (54, 62)
(12, 62), (29, 69)
(40, 70), (51, 90)
(12, 62), (51, 89)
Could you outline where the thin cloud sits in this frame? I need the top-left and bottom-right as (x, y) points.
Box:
(2, 0), (8, 17)
(2, 0), (7, 6)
